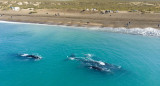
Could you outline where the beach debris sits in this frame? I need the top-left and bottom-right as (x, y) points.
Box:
(67, 54), (122, 73)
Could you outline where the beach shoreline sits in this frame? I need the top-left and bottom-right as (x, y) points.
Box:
(1, 19), (160, 37)
(0, 9), (160, 29)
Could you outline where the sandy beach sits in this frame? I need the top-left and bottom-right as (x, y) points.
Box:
(0, 9), (160, 29)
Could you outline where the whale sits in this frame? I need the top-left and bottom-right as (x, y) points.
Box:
(68, 54), (121, 73)
(19, 54), (42, 60)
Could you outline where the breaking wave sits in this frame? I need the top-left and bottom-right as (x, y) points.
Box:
(89, 27), (160, 37)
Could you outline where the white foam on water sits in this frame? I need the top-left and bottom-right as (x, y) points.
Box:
(0, 20), (85, 29)
(88, 27), (160, 37)
(69, 57), (75, 60)
(84, 54), (92, 58)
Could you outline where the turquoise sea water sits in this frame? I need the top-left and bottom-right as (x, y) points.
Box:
(0, 22), (160, 86)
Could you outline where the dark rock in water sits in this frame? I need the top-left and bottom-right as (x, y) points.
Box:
(68, 54), (122, 73)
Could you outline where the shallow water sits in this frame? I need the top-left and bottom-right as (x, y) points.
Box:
(0, 22), (160, 86)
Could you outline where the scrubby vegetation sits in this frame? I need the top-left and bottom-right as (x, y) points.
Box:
(1, 0), (160, 12)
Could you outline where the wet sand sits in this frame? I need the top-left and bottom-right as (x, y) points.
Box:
(0, 9), (160, 29)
